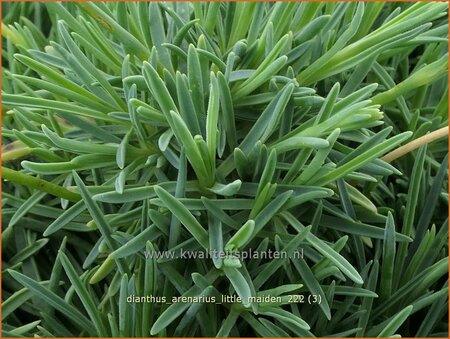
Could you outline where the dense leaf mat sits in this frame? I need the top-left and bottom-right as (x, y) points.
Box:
(2, 2), (449, 337)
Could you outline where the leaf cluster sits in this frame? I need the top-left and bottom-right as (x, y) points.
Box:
(1, 2), (448, 337)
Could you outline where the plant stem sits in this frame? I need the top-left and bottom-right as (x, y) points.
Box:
(382, 126), (448, 163)
(2, 166), (81, 201)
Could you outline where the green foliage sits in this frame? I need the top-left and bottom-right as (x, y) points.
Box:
(2, 2), (448, 337)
